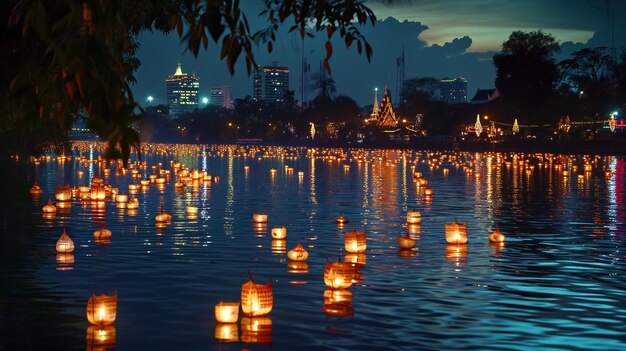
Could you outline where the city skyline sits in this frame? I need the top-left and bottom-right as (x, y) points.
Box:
(133, 1), (626, 108)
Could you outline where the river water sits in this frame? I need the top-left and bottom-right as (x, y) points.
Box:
(1, 143), (625, 351)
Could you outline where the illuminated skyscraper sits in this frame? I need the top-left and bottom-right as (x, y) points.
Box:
(253, 63), (289, 104)
(165, 63), (200, 116)
(209, 85), (232, 109)
(440, 77), (467, 104)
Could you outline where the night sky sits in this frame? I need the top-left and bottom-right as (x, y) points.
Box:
(133, 0), (626, 107)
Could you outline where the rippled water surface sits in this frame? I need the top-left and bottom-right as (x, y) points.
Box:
(1, 144), (625, 351)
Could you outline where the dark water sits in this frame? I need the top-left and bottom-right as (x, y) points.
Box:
(1, 144), (625, 351)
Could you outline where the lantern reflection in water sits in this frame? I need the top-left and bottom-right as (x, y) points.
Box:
(287, 261), (308, 274)
(489, 242), (505, 257)
(253, 223), (267, 236)
(445, 244), (468, 266)
(86, 325), (116, 351)
(86, 293), (117, 326)
(241, 273), (273, 317)
(287, 242), (308, 261)
(271, 240), (286, 254)
(407, 223), (421, 236)
(240, 317), (272, 345)
(323, 289), (354, 317)
(214, 323), (239, 343)
(406, 211), (421, 224)
(445, 218), (467, 244)
(344, 230), (366, 253)
(214, 301), (239, 323)
(324, 258), (353, 290)
(398, 248), (418, 257)
(335, 214), (349, 225)
(56, 253), (75, 270)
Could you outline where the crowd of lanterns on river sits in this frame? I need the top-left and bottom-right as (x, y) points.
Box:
(24, 141), (618, 347)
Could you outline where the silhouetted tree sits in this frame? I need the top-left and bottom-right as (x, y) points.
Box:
(493, 30), (560, 124)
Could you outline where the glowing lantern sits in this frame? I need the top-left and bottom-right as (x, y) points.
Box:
(155, 177), (166, 184)
(214, 323), (239, 343)
(86, 293), (117, 326)
(445, 218), (467, 244)
(54, 185), (72, 201)
(271, 240), (286, 254)
(126, 197), (139, 209)
(397, 233), (416, 250)
(29, 181), (43, 194)
(128, 184), (139, 193)
(214, 301), (239, 323)
(140, 179), (150, 186)
(406, 211), (421, 224)
(90, 185), (106, 201)
(270, 227), (286, 239)
(115, 194), (128, 203)
(344, 230), (366, 253)
(86, 325), (116, 351)
(488, 223), (506, 243)
(56, 229), (75, 253)
(42, 199), (57, 213)
(155, 204), (172, 223)
(94, 226), (112, 239)
(241, 273), (273, 317)
(584, 164), (592, 172)
(240, 317), (272, 345)
(335, 215), (349, 225)
(186, 206), (198, 218)
(324, 258), (353, 289)
(253, 214), (268, 223)
(423, 187), (433, 196)
(287, 243), (308, 261)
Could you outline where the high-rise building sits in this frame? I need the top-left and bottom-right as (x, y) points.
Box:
(440, 77), (467, 104)
(165, 63), (200, 116)
(253, 63), (289, 104)
(209, 85), (232, 109)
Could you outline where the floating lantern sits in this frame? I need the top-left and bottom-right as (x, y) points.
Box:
(344, 230), (366, 253)
(86, 325), (116, 351)
(140, 179), (150, 186)
(86, 292), (117, 326)
(155, 177), (166, 184)
(54, 185), (72, 201)
(488, 223), (506, 243)
(253, 214), (268, 223)
(287, 243), (308, 261)
(397, 233), (416, 249)
(271, 240), (286, 254)
(29, 181), (43, 194)
(42, 199), (57, 213)
(244, 166), (250, 172)
(214, 301), (240, 323)
(115, 194), (128, 204)
(287, 261), (308, 274)
(423, 187), (433, 196)
(94, 226), (112, 239)
(214, 323), (239, 343)
(186, 206), (198, 217)
(126, 197), (139, 209)
(324, 258), (353, 290)
(445, 218), (467, 244)
(335, 215), (349, 225)
(155, 204), (172, 223)
(270, 227), (287, 239)
(128, 184), (139, 192)
(241, 273), (273, 317)
(56, 229), (75, 253)
(406, 211), (421, 224)
(240, 317), (272, 345)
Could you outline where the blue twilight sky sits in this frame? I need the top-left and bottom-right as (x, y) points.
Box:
(133, 0), (626, 107)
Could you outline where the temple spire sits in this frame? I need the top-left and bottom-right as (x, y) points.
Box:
(370, 87), (379, 118)
(174, 62), (183, 76)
